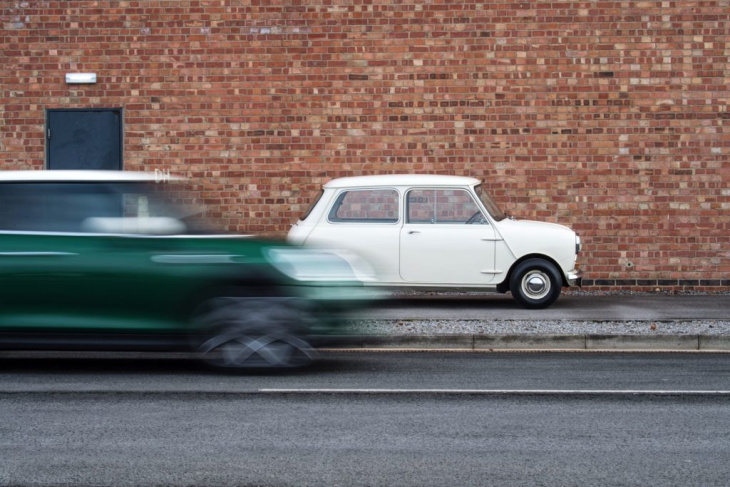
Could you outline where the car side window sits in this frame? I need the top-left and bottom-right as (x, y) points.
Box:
(0, 183), (121, 233)
(406, 189), (486, 224)
(328, 189), (399, 223)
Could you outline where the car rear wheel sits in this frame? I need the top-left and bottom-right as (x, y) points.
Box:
(509, 259), (562, 309)
(195, 297), (318, 368)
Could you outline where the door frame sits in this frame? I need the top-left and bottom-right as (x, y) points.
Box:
(45, 107), (124, 170)
(399, 186), (498, 284)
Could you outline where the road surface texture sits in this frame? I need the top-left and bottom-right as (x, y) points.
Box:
(1, 352), (728, 486)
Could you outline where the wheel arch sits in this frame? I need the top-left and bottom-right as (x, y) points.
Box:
(496, 253), (568, 293)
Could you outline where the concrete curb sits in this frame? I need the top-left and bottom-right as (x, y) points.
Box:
(323, 334), (730, 352)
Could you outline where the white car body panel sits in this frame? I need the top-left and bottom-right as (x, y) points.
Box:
(400, 223), (497, 284)
(494, 219), (578, 282)
(287, 175), (582, 298)
(305, 221), (402, 283)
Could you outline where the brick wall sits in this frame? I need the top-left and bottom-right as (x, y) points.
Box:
(1, 1), (728, 289)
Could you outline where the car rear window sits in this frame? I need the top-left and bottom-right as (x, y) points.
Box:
(328, 189), (399, 223)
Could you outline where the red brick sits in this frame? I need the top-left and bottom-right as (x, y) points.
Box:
(0, 0), (728, 289)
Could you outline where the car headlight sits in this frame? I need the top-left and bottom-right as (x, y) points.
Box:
(266, 248), (376, 283)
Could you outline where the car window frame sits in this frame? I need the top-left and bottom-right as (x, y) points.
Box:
(404, 186), (491, 225)
(300, 189), (324, 221)
(473, 183), (507, 222)
(326, 187), (401, 225)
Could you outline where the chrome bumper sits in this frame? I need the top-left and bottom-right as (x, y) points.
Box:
(567, 268), (583, 287)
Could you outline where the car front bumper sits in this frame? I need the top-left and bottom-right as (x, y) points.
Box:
(567, 268), (583, 287)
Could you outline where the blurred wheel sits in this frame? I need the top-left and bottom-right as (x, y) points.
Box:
(195, 297), (317, 368)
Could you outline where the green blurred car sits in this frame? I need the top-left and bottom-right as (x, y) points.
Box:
(0, 171), (371, 368)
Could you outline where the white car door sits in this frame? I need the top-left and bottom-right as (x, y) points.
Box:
(306, 187), (403, 284)
(399, 188), (498, 284)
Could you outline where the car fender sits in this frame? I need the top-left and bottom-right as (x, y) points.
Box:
(494, 219), (577, 280)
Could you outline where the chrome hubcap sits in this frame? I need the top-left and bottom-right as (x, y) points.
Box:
(522, 271), (550, 300)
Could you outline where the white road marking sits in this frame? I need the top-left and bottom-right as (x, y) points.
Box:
(1, 389), (727, 396)
(259, 388), (730, 396)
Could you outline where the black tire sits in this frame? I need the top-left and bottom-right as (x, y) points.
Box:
(509, 258), (562, 309)
(194, 296), (318, 368)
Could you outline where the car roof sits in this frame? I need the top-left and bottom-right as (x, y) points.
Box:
(323, 174), (481, 189)
(0, 170), (181, 183)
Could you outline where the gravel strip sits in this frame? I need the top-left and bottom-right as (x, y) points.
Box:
(348, 319), (730, 336)
(393, 290), (730, 297)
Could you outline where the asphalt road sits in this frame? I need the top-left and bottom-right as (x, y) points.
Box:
(0, 352), (728, 392)
(358, 294), (730, 321)
(1, 353), (729, 486)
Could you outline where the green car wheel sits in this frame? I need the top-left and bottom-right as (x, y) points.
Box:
(195, 296), (318, 368)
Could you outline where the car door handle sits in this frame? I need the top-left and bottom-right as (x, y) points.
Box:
(407, 230), (420, 235)
(480, 237), (502, 241)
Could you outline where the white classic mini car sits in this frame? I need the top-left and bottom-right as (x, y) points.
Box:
(288, 175), (582, 308)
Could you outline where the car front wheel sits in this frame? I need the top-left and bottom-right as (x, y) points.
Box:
(194, 296), (318, 368)
(509, 259), (562, 309)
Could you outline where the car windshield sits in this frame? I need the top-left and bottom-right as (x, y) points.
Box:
(474, 184), (507, 221)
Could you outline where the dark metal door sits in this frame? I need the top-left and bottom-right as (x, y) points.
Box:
(46, 109), (122, 170)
